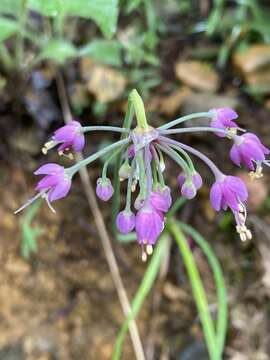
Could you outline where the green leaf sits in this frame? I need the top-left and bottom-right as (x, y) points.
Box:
(78, 40), (122, 66)
(40, 40), (77, 63)
(178, 222), (228, 359)
(113, 233), (168, 359)
(27, 0), (63, 17)
(65, 0), (119, 38)
(0, 0), (21, 16)
(169, 221), (219, 360)
(0, 17), (18, 42)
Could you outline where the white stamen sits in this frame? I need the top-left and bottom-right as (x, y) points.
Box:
(246, 230), (252, 240)
(240, 233), (247, 242)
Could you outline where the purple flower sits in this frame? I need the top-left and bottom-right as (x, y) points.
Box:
(230, 133), (270, 170)
(34, 163), (72, 202)
(151, 185), (172, 213)
(209, 108), (238, 137)
(116, 210), (135, 234)
(96, 177), (114, 201)
(135, 206), (164, 247)
(178, 172), (203, 190)
(44, 121), (85, 155)
(210, 175), (248, 212)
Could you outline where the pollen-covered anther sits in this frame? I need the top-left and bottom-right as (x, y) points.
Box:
(42, 140), (56, 155)
(146, 244), (153, 255)
(236, 224), (252, 242)
(226, 127), (237, 139)
(249, 165), (263, 181)
(131, 180), (137, 192)
(58, 148), (74, 160)
(141, 251), (147, 262)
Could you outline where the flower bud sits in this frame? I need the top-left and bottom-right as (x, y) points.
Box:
(119, 162), (132, 181)
(116, 210), (135, 234)
(96, 177), (114, 201)
(178, 172), (202, 191)
(181, 181), (197, 199)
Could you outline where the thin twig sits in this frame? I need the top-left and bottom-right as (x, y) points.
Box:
(56, 71), (145, 360)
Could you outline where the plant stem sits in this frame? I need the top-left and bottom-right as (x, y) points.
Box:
(16, 0), (28, 68)
(158, 112), (212, 130)
(81, 126), (129, 134)
(169, 221), (219, 360)
(129, 89), (148, 129)
(66, 138), (130, 177)
(112, 99), (134, 235)
(159, 136), (223, 180)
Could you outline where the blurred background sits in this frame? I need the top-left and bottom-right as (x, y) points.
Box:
(0, 0), (270, 359)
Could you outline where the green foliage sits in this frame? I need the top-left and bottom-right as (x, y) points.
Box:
(0, 18), (18, 42)
(78, 40), (122, 66)
(20, 199), (43, 259)
(27, 0), (119, 38)
(0, 0), (21, 16)
(113, 233), (168, 359)
(40, 40), (77, 63)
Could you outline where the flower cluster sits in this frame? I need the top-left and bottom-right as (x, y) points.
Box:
(16, 90), (269, 261)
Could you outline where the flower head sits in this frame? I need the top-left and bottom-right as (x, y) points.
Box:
(151, 185), (172, 213)
(178, 171), (202, 199)
(230, 133), (269, 172)
(135, 206), (164, 261)
(96, 177), (114, 201)
(116, 210), (135, 234)
(209, 108), (238, 137)
(42, 121), (85, 156)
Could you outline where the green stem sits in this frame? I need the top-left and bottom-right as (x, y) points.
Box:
(81, 126), (129, 134)
(129, 89), (148, 129)
(67, 138), (130, 177)
(102, 146), (125, 179)
(0, 44), (14, 72)
(156, 143), (191, 175)
(158, 112), (212, 130)
(112, 100), (134, 234)
(169, 221), (219, 360)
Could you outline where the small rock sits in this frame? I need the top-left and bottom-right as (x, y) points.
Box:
(5, 257), (31, 275)
(180, 93), (239, 126)
(175, 60), (220, 92)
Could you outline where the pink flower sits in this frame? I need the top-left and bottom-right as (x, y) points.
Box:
(209, 108), (238, 137)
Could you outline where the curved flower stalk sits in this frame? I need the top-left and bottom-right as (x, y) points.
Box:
(15, 89), (269, 259)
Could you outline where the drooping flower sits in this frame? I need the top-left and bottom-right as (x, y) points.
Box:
(119, 162), (132, 181)
(151, 185), (172, 213)
(178, 171), (203, 190)
(96, 177), (114, 201)
(230, 133), (270, 171)
(135, 206), (164, 261)
(42, 121), (85, 155)
(177, 171), (202, 199)
(209, 108), (238, 137)
(116, 210), (135, 234)
(34, 163), (72, 202)
(210, 175), (251, 241)
(15, 163), (72, 214)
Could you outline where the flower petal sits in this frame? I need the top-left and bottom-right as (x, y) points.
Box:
(48, 178), (71, 201)
(35, 174), (62, 190)
(230, 145), (241, 167)
(72, 134), (85, 152)
(210, 182), (222, 211)
(34, 163), (64, 175)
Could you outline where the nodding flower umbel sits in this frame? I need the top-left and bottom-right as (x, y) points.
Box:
(15, 89), (270, 260)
